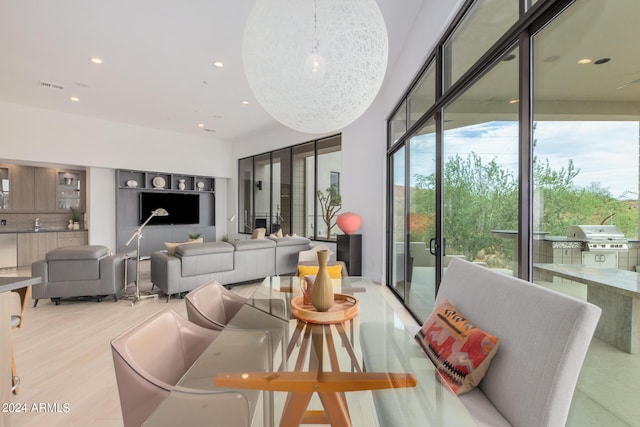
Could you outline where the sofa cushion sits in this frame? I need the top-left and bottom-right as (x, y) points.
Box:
(230, 239), (276, 251)
(46, 245), (109, 261)
(175, 242), (233, 257)
(269, 236), (311, 247)
(164, 238), (203, 256)
(175, 242), (234, 277)
(47, 245), (109, 282)
(416, 298), (499, 395)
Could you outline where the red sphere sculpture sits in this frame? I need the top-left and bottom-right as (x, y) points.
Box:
(336, 212), (362, 235)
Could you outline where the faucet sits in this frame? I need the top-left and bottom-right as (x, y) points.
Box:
(34, 218), (41, 231)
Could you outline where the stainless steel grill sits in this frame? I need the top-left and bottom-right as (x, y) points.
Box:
(567, 225), (629, 251)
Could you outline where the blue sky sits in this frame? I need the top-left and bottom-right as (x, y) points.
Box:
(406, 121), (639, 200)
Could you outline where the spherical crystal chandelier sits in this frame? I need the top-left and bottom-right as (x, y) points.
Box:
(243, 0), (388, 134)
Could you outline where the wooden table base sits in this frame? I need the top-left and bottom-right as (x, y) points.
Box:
(215, 319), (416, 426)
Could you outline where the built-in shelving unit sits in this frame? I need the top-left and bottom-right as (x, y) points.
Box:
(115, 169), (217, 257)
(117, 170), (215, 193)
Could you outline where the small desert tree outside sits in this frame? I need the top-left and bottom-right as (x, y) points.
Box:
(317, 186), (341, 239)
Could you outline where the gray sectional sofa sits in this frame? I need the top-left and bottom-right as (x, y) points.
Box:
(150, 236), (310, 299)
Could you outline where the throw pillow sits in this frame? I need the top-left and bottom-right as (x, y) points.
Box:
(164, 238), (203, 256)
(297, 264), (342, 280)
(416, 299), (499, 395)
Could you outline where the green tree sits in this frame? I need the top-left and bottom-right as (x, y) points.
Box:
(317, 186), (341, 239)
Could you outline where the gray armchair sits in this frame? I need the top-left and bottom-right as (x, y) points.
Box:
(31, 245), (136, 306)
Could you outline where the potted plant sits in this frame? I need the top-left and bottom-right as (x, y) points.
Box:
(70, 207), (82, 230)
(188, 233), (202, 242)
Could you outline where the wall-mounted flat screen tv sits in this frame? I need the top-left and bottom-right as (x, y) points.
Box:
(139, 192), (200, 225)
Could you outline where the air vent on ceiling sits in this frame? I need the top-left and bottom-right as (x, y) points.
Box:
(202, 128), (216, 133)
(39, 80), (65, 91)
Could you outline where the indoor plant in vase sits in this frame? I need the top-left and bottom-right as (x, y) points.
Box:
(70, 207), (82, 230)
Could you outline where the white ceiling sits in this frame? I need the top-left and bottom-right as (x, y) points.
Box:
(0, 0), (427, 143)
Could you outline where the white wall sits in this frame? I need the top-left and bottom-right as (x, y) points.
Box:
(230, 0), (464, 283)
(0, 101), (233, 249)
(86, 167), (116, 248)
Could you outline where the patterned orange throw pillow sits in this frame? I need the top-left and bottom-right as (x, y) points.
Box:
(416, 299), (499, 395)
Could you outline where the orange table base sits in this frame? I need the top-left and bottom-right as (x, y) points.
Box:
(214, 317), (417, 426)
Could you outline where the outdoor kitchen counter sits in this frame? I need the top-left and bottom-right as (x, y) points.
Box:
(534, 263), (640, 354)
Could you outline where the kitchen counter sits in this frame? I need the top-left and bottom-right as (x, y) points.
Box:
(0, 276), (42, 292)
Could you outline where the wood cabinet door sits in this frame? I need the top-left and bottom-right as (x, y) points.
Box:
(17, 233), (39, 267)
(34, 168), (57, 211)
(57, 231), (87, 248)
(10, 165), (35, 211)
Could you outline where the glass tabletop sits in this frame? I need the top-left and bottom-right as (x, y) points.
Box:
(144, 276), (475, 427)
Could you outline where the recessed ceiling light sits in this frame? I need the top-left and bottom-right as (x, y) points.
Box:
(197, 123), (205, 127)
(544, 55), (561, 63)
(212, 61), (224, 68)
(502, 54), (516, 62)
(70, 96), (80, 102)
(594, 58), (611, 65)
(241, 100), (249, 105)
(577, 58), (592, 65)
(89, 57), (103, 64)
(509, 99), (519, 104)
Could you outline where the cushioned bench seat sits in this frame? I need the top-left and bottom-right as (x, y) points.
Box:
(361, 258), (601, 427)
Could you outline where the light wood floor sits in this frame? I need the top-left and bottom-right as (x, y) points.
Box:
(3, 261), (257, 427)
(3, 261), (417, 427)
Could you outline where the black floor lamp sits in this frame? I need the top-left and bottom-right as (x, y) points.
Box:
(125, 208), (169, 306)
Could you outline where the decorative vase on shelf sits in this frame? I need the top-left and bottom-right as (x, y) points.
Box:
(178, 179), (186, 191)
(336, 211), (362, 235)
(72, 222), (80, 230)
(311, 249), (334, 312)
(67, 219), (73, 230)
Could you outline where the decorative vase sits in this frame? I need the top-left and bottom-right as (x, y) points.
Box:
(67, 219), (73, 230)
(178, 179), (186, 191)
(311, 249), (334, 312)
(302, 276), (314, 305)
(72, 222), (80, 230)
(336, 212), (362, 235)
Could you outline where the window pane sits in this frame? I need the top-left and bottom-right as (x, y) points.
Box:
(443, 0), (518, 90)
(272, 148), (291, 235)
(292, 142), (315, 237)
(390, 146), (406, 298)
(408, 62), (436, 128)
(531, 1), (640, 422)
(389, 101), (407, 147)
(238, 157), (253, 234)
(316, 135), (342, 240)
(254, 153), (271, 232)
(407, 121), (437, 319)
(443, 46), (520, 276)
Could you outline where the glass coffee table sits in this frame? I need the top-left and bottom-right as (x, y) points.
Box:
(144, 276), (475, 427)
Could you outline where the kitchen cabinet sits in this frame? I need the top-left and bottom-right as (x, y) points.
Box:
(0, 234), (16, 269)
(9, 165), (35, 211)
(0, 168), (8, 210)
(17, 232), (58, 267)
(34, 167), (57, 211)
(0, 165), (85, 212)
(57, 231), (88, 248)
(57, 171), (84, 211)
(582, 252), (618, 269)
